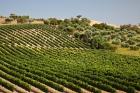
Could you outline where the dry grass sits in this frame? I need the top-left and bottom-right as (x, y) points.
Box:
(90, 20), (120, 28)
(31, 20), (44, 24)
(115, 47), (140, 56)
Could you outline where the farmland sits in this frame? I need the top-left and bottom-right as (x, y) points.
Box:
(0, 23), (140, 93)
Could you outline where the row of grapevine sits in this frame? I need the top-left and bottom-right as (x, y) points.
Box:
(0, 24), (89, 49)
(0, 44), (139, 91)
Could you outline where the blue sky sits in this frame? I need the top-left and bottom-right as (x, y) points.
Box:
(0, 0), (140, 25)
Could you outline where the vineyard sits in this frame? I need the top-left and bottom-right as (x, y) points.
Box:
(0, 24), (140, 93)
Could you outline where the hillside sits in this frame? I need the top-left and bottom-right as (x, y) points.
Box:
(0, 24), (140, 93)
(0, 24), (89, 49)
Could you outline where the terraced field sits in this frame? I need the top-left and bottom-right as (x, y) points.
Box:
(0, 24), (140, 93)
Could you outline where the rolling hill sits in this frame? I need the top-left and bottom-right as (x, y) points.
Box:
(0, 24), (140, 93)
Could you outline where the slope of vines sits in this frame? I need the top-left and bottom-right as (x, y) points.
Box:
(0, 24), (140, 93)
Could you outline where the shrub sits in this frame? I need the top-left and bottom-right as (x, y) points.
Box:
(136, 43), (140, 47)
(44, 20), (49, 25)
(5, 18), (13, 23)
(130, 46), (139, 51)
(109, 45), (118, 51)
(100, 31), (111, 35)
(92, 31), (100, 36)
(126, 40), (135, 45)
(127, 33), (133, 37)
(127, 86), (135, 93)
(64, 26), (75, 35)
(90, 36), (105, 49)
(133, 38), (140, 42)
(120, 35), (127, 42)
(103, 42), (117, 51)
(111, 34), (117, 39)
(135, 30), (140, 34)
(104, 36), (111, 41)
(92, 23), (114, 30)
(121, 43), (129, 48)
(112, 39), (121, 45)
(74, 32), (80, 38)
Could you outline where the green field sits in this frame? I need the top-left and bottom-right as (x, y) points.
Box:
(0, 24), (140, 93)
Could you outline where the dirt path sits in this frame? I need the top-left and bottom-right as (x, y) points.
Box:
(116, 90), (126, 93)
(136, 91), (140, 93)
(41, 83), (61, 93)
(0, 75), (74, 93)
(81, 88), (92, 93)
(31, 86), (45, 93)
(0, 85), (13, 93)
(59, 85), (77, 93)
(101, 90), (109, 93)
(0, 77), (29, 93)
(0, 77), (45, 93)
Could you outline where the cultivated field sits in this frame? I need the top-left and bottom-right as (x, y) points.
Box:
(0, 24), (140, 93)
